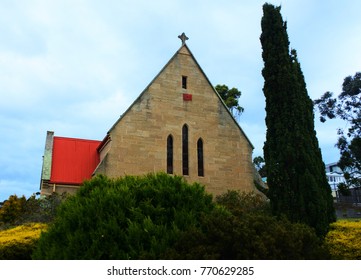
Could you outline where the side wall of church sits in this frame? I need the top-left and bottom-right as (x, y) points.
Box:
(95, 46), (256, 196)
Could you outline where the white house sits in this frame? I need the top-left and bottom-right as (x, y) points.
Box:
(325, 162), (346, 198)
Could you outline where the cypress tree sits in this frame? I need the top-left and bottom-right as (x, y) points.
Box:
(260, 3), (335, 236)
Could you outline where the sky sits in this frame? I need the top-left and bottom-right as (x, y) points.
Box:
(0, 0), (360, 201)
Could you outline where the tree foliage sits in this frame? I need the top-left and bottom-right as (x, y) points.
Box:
(31, 173), (328, 260)
(215, 84), (244, 117)
(260, 3), (335, 236)
(0, 193), (65, 228)
(0, 195), (26, 225)
(166, 191), (328, 260)
(253, 156), (267, 178)
(314, 72), (361, 189)
(33, 173), (214, 259)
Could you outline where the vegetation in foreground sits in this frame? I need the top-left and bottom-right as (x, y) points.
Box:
(0, 193), (66, 229)
(0, 223), (47, 260)
(325, 219), (361, 259)
(0, 193), (64, 260)
(1, 174), (360, 260)
(32, 173), (327, 260)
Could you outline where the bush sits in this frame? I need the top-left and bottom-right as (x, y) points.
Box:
(0, 193), (66, 229)
(32, 179), (329, 260)
(215, 190), (270, 216)
(165, 191), (329, 259)
(326, 220), (361, 259)
(33, 173), (214, 259)
(21, 193), (67, 224)
(0, 223), (47, 259)
(168, 213), (328, 260)
(0, 195), (26, 225)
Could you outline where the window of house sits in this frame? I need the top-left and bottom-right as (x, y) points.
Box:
(182, 124), (189, 175)
(197, 138), (204, 177)
(182, 76), (187, 89)
(167, 135), (173, 174)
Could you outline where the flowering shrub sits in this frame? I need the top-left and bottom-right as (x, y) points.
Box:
(326, 220), (361, 259)
(0, 223), (47, 259)
(0, 193), (67, 228)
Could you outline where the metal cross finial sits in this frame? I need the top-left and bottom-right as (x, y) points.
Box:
(178, 32), (189, 45)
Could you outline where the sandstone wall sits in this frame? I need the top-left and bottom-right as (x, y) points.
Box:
(95, 46), (256, 196)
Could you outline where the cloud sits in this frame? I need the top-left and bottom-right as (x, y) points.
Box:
(1, 0), (361, 201)
(62, 90), (133, 138)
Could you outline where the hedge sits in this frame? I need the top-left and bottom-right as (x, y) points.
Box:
(0, 223), (47, 259)
(326, 220), (361, 259)
(32, 173), (214, 259)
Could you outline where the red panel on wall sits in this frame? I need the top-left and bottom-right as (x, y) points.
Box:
(183, 93), (192, 101)
(50, 137), (101, 185)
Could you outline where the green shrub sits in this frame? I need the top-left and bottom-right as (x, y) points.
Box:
(32, 178), (329, 260)
(215, 190), (270, 216)
(166, 211), (329, 260)
(33, 173), (214, 259)
(0, 223), (47, 259)
(165, 191), (329, 259)
(0, 193), (66, 229)
(21, 193), (67, 224)
(0, 195), (26, 225)
(326, 220), (361, 259)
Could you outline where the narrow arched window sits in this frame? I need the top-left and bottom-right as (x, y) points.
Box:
(197, 138), (204, 177)
(182, 124), (189, 175)
(167, 135), (173, 174)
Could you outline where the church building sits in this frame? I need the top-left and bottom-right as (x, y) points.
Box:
(40, 34), (259, 197)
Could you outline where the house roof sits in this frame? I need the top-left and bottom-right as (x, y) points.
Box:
(49, 136), (101, 185)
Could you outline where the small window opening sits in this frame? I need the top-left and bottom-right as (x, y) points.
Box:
(182, 76), (187, 89)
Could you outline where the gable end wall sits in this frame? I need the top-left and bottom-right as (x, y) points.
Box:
(95, 46), (256, 196)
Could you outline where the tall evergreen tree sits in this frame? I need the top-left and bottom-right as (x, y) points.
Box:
(260, 3), (335, 236)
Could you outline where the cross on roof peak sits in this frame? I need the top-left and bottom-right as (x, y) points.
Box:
(178, 32), (189, 46)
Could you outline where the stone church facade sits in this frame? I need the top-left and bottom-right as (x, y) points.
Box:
(40, 35), (259, 196)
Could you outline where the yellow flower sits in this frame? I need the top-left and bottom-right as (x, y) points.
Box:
(326, 220), (361, 260)
(0, 223), (47, 246)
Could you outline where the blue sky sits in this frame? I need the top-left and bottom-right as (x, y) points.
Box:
(0, 0), (360, 201)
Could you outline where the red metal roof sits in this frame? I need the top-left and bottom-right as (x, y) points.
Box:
(50, 136), (101, 185)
